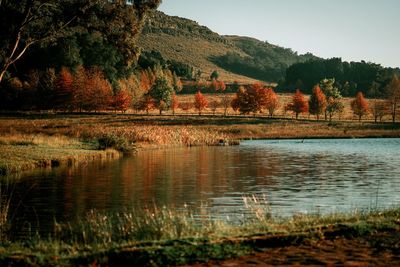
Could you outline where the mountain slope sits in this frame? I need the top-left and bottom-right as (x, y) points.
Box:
(138, 11), (317, 83)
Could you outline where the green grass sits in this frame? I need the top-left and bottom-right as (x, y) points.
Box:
(0, 134), (121, 176)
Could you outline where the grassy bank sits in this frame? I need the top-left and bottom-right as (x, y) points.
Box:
(0, 133), (120, 176)
(1, 113), (399, 175)
(0, 198), (399, 266)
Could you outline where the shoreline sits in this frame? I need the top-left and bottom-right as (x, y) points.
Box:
(1, 114), (399, 176)
(0, 206), (399, 266)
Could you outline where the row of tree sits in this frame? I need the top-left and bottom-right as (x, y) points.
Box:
(230, 76), (400, 123)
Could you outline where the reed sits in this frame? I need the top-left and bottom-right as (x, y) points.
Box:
(0, 195), (399, 266)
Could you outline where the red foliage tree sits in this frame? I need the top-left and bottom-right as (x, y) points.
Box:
(351, 92), (369, 121)
(55, 67), (74, 111)
(234, 84), (260, 115)
(308, 85), (327, 120)
(84, 68), (113, 112)
(211, 79), (226, 91)
(287, 89), (309, 119)
(194, 91), (208, 115)
(112, 89), (132, 113)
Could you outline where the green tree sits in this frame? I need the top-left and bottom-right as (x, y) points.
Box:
(149, 76), (175, 115)
(210, 70), (219, 80)
(0, 0), (161, 84)
(320, 78), (342, 120)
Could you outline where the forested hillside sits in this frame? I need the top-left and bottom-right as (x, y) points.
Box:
(138, 11), (316, 83)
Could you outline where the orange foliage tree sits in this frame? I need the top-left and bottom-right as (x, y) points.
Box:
(194, 91), (208, 115)
(83, 68), (113, 112)
(55, 67), (74, 111)
(233, 84), (261, 115)
(351, 92), (369, 121)
(112, 89), (132, 113)
(211, 80), (226, 91)
(308, 85), (327, 120)
(287, 89), (309, 119)
(263, 88), (279, 117)
(140, 70), (152, 92)
(171, 93), (179, 115)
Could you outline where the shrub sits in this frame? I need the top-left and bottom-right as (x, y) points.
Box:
(97, 134), (131, 152)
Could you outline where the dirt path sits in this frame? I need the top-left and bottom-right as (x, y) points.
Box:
(183, 231), (400, 266)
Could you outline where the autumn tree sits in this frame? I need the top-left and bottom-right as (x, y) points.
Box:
(287, 89), (309, 119)
(234, 84), (260, 115)
(351, 92), (369, 121)
(140, 70), (153, 92)
(194, 91), (208, 115)
(84, 68), (112, 112)
(137, 95), (154, 115)
(54, 67), (74, 111)
(308, 85), (327, 120)
(171, 93), (179, 115)
(112, 89), (132, 113)
(172, 72), (183, 92)
(263, 88), (279, 118)
(371, 100), (388, 123)
(118, 73), (142, 113)
(211, 79), (226, 91)
(386, 74), (400, 123)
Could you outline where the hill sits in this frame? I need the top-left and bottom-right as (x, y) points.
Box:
(138, 11), (317, 83)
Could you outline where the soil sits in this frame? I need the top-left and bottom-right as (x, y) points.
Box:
(182, 231), (400, 267)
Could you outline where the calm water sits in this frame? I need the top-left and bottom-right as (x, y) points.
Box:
(4, 138), (400, 235)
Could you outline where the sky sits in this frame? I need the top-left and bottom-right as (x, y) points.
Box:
(159, 0), (400, 68)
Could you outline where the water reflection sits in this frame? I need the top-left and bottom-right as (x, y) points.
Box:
(4, 138), (400, 236)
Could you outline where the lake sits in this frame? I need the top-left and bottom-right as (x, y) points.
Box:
(4, 138), (400, 236)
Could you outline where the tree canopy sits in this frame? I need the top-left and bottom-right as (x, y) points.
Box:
(0, 0), (161, 84)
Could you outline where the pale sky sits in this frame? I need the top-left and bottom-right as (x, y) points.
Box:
(159, 0), (400, 68)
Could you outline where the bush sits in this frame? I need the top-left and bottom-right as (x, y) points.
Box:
(97, 134), (131, 152)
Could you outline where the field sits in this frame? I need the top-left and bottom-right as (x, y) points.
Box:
(1, 109), (399, 176)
